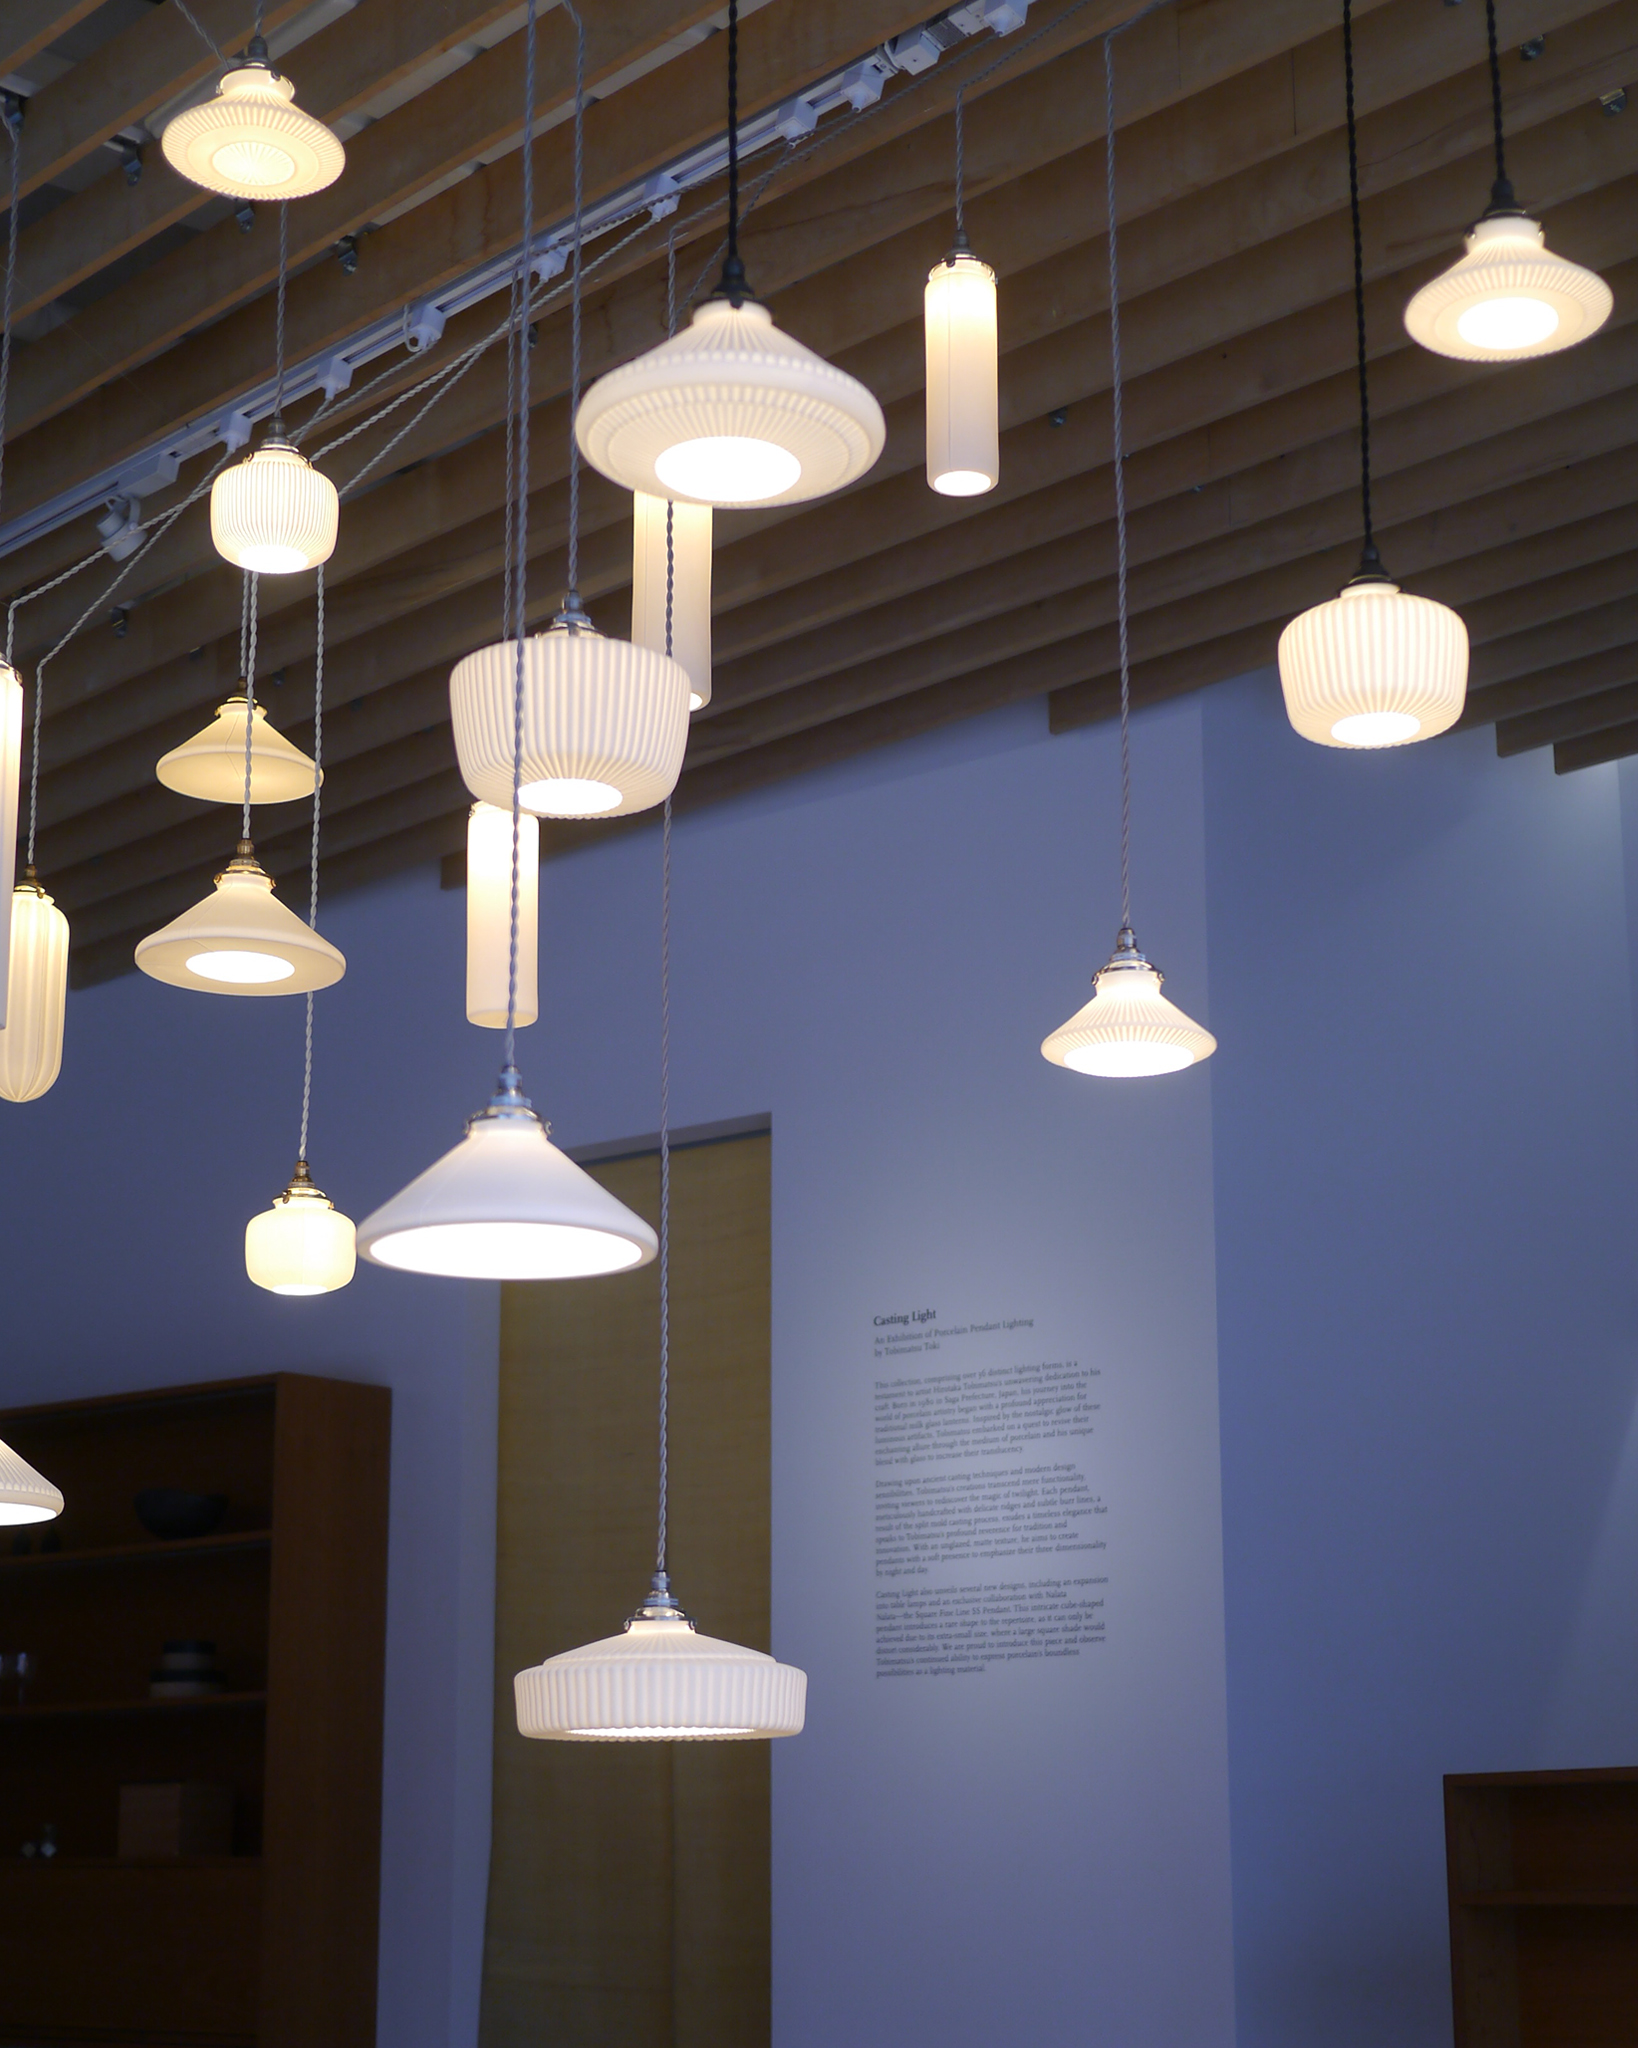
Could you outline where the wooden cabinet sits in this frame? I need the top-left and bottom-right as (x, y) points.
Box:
(1446, 1767), (1638, 2048)
(0, 1373), (390, 2048)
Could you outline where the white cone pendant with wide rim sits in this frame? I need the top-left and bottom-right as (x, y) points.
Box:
(135, 844), (345, 994)
(1404, 213), (1611, 363)
(1043, 933), (1216, 1078)
(0, 1436), (63, 1524)
(158, 696), (319, 805)
(162, 61), (345, 201)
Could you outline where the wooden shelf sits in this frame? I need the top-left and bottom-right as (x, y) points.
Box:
(0, 1691), (266, 1722)
(0, 1855), (262, 1871)
(1459, 1890), (1638, 1908)
(0, 1529), (272, 1573)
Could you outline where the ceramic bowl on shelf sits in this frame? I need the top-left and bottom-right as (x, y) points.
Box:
(134, 1489), (228, 1540)
(149, 1640), (227, 1698)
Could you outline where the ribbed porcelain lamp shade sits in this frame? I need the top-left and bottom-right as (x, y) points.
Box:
(450, 617), (690, 819)
(1043, 943), (1216, 1078)
(245, 1165), (356, 1295)
(161, 64), (345, 200)
(157, 696), (318, 804)
(134, 846), (345, 994)
(1279, 577), (1468, 747)
(924, 251), (998, 496)
(211, 442), (338, 574)
(1404, 215), (1612, 361)
(575, 297), (885, 509)
(0, 1437), (63, 1525)
(0, 881), (68, 1102)
(631, 493), (713, 708)
(516, 1611), (807, 1740)
(0, 662), (21, 1029)
(466, 803), (538, 1027)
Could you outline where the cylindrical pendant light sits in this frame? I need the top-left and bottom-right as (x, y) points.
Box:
(0, 874), (68, 1102)
(246, 1160), (356, 1294)
(924, 87), (998, 498)
(0, 659), (21, 1026)
(467, 802), (539, 1027)
(0, 1436), (63, 1525)
(632, 493), (712, 709)
(157, 694), (319, 804)
(161, 42), (344, 201)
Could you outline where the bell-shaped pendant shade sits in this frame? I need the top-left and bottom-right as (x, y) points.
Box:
(631, 493), (713, 710)
(162, 61), (345, 201)
(1404, 213), (1611, 362)
(356, 1068), (657, 1280)
(211, 441), (338, 574)
(1042, 931), (1216, 1078)
(467, 803), (538, 1028)
(157, 695), (319, 805)
(450, 610), (690, 820)
(135, 842), (345, 994)
(0, 660), (21, 1027)
(1279, 570), (1468, 748)
(516, 1580), (806, 1741)
(0, 877), (68, 1102)
(925, 248), (998, 497)
(575, 296), (885, 509)
(246, 1160), (356, 1295)
(0, 1436), (63, 1525)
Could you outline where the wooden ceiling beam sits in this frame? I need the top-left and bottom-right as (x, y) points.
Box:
(1553, 704), (1638, 773)
(0, 1), (105, 80)
(1491, 644), (1638, 754)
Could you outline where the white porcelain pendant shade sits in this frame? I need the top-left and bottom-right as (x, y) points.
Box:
(924, 248), (998, 496)
(0, 878), (69, 1102)
(1279, 572), (1468, 748)
(575, 296), (886, 509)
(157, 696), (319, 805)
(631, 493), (713, 709)
(466, 803), (538, 1028)
(162, 62), (345, 201)
(211, 441), (338, 575)
(135, 843), (345, 994)
(246, 1162), (356, 1295)
(1043, 934), (1216, 1078)
(356, 1075), (657, 1280)
(1404, 214), (1611, 362)
(0, 1436), (63, 1525)
(0, 660), (21, 1027)
(450, 614), (690, 820)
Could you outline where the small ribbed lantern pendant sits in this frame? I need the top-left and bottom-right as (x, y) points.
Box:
(924, 88), (997, 497)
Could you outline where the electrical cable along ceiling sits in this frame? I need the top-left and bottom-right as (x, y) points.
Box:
(0, 0), (1632, 991)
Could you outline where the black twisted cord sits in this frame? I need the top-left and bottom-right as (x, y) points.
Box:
(1341, 0), (1378, 571)
(1483, 0), (1516, 211)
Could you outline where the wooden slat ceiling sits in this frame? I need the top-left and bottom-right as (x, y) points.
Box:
(3, 0), (1634, 986)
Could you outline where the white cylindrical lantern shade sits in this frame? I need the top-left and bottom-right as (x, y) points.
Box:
(925, 251), (998, 497)
(575, 297), (886, 509)
(211, 442), (338, 574)
(0, 880), (68, 1102)
(0, 1436), (64, 1524)
(134, 847), (345, 994)
(157, 696), (319, 805)
(246, 1165), (356, 1295)
(1278, 577), (1468, 748)
(450, 619), (690, 820)
(161, 64), (345, 201)
(1043, 952), (1215, 1078)
(1403, 215), (1612, 362)
(467, 803), (538, 1028)
(631, 494), (713, 709)
(0, 661), (21, 1027)
(516, 1612), (807, 1740)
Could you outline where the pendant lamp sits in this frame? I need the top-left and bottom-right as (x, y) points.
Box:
(467, 802), (539, 1027)
(136, 841), (345, 991)
(1044, 25), (1214, 1083)
(575, 0), (883, 509)
(1279, 0), (1467, 748)
(0, 872), (68, 1102)
(924, 89), (998, 497)
(0, 1436), (63, 1525)
(157, 694), (318, 804)
(246, 1159), (355, 1294)
(632, 494), (712, 710)
(0, 659), (19, 1024)
(1403, 1), (1609, 361)
(161, 37), (344, 201)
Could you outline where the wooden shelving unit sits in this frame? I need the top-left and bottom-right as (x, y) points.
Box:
(0, 1373), (390, 2048)
(1447, 1767), (1638, 2047)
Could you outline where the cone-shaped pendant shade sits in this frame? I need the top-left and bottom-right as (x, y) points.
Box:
(467, 803), (538, 1028)
(0, 1435), (63, 1524)
(1279, 571), (1468, 748)
(357, 1070), (657, 1280)
(246, 1161), (355, 1295)
(925, 249), (998, 496)
(211, 441), (337, 574)
(162, 62), (344, 201)
(1043, 932), (1215, 1078)
(631, 493), (712, 709)
(0, 878), (68, 1102)
(157, 695), (319, 805)
(576, 297), (885, 509)
(135, 843), (345, 994)
(1404, 213), (1611, 362)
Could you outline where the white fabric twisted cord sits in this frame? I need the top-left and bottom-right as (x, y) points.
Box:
(7, 550), (100, 668)
(299, 564), (326, 1161)
(241, 571), (259, 842)
(171, 0), (226, 62)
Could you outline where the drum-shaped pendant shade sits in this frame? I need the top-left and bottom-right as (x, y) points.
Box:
(211, 442), (338, 575)
(516, 1610), (807, 1740)
(1278, 576), (1468, 748)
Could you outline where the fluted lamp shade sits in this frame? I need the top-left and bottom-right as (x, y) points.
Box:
(0, 1437), (63, 1525)
(161, 63), (344, 201)
(1279, 574), (1468, 748)
(925, 250), (998, 496)
(467, 803), (538, 1028)
(135, 844), (345, 994)
(157, 696), (319, 804)
(1404, 215), (1611, 362)
(0, 878), (68, 1102)
(246, 1162), (356, 1295)
(211, 442), (337, 574)
(1043, 934), (1216, 1078)
(576, 297), (885, 509)
(451, 613), (689, 820)
(0, 661), (21, 1027)
(632, 493), (713, 709)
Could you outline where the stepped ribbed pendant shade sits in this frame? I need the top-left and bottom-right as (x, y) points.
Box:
(450, 614), (690, 819)
(467, 803), (538, 1028)
(925, 251), (998, 496)
(0, 1436), (63, 1525)
(135, 844), (345, 993)
(0, 661), (21, 1028)
(576, 297), (885, 509)
(1043, 935), (1215, 1078)
(1279, 575), (1468, 747)
(0, 879), (68, 1102)
(246, 1162), (356, 1295)
(632, 494), (713, 709)
(157, 695), (319, 804)
(162, 62), (344, 201)
(1403, 213), (1611, 361)
(211, 442), (338, 574)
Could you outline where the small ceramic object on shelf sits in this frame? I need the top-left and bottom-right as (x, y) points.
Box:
(149, 1641), (227, 1699)
(134, 1489), (228, 1540)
